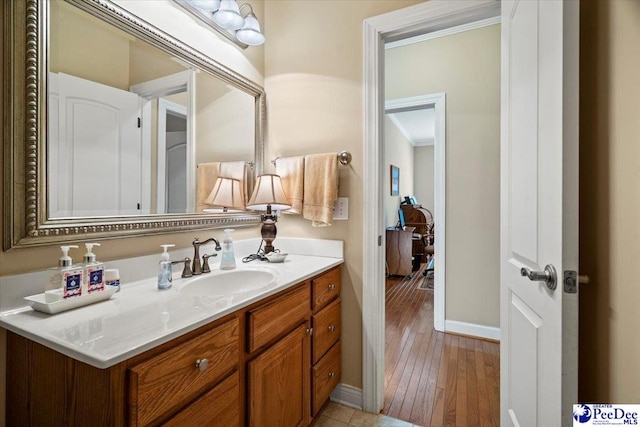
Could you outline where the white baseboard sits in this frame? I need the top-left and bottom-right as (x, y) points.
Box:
(445, 320), (501, 341)
(330, 383), (363, 410)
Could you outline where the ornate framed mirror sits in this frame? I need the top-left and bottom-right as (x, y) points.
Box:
(3, 0), (264, 249)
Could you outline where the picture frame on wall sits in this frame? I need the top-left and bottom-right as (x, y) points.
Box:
(390, 165), (399, 195)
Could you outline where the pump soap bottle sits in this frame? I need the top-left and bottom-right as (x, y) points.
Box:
(47, 245), (83, 301)
(158, 244), (176, 290)
(81, 243), (105, 294)
(220, 229), (236, 270)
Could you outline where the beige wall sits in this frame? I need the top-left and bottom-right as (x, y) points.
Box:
(414, 145), (435, 213)
(50, 1), (132, 90)
(386, 25), (501, 327)
(264, 0), (424, 390)
(579, 0), (640, 403)
(384, 116), (415, 229)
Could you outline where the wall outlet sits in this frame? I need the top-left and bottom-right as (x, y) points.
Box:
(333, 197), (348, 220)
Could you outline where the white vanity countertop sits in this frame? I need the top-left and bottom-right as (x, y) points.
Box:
(0, 254), (343, 369)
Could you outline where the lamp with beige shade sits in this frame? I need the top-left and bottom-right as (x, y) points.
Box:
(204, 177), (244, 212)
(246, 174), (291, 253)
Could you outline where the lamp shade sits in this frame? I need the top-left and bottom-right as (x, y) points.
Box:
(205, 177), (244, 211)
(213, 0), (244, 30)
(236, 11), (265, 46)
(246, 174), (291, 211)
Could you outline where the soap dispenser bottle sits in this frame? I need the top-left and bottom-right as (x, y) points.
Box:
(158, 244), (176, 290)
(47, 245), (84, 301)
(83, 243), (105, 294)
(220, 229), (236, 270)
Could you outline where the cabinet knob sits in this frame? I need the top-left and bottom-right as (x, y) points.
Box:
(328, 325), (336, 332)
(328, 284), (336, 291)
(195, 358), (209, 372)
(328, 372), (336, 378)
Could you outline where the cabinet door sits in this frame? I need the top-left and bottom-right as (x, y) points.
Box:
(248, 323), (310, 427)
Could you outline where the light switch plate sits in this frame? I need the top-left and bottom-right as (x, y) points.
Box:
(333, 197), (348, 220)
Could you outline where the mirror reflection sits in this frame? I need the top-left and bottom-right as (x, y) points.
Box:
(48, 0), (256, 218)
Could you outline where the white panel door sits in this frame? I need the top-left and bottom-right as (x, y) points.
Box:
(500, 1), (579, 427)
(49, 73), (142, 217)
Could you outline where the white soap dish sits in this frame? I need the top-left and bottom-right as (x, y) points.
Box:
(24, 286), (117, 315)
(265, 252), (288, 263)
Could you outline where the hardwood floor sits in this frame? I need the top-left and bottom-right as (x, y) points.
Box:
(383, 267), (500, 426)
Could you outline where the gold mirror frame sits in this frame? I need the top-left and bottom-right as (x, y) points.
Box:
(3, 0), (265, 250)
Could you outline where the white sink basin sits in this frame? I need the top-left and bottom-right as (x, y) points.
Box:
(180, 269), (275, 297)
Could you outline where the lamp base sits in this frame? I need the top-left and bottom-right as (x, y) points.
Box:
(261, 217), (277, 254)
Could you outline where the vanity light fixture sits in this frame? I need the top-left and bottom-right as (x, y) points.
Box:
(205, 177), (245, 212)
(181, 0), (265, 47)
(190, 0), (221, 12)
(235, 4), (265, 46)
(213, 0), (245, 30)
(246, 174), (291, 254)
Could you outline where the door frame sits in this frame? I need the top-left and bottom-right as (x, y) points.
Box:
(130, 70), (196, 213)
(157, 98), (188, 213)
(385, 93), (446, 333)
(362, 0), (500, 412)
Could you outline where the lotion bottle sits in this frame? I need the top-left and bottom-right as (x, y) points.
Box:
(47, 245), (83, 301)
(220, 229), (236, 270)
(82, 243), (105, 294)
(158, 244), (176, 290)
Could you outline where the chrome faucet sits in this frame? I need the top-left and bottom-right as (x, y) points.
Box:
(192, 237), (222, 275)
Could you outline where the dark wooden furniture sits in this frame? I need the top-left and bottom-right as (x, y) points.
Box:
(386, 227), (415, 276)
(401, 205), (435, 265)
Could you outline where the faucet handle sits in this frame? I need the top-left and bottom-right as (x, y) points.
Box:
(202, 253), (218, 274)
(179, 257), (192, 278)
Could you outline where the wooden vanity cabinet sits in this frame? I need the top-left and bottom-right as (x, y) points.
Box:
(5, 265), (342, 427)
(310, 270), (342, 417)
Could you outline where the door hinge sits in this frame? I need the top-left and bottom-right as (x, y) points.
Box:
(378, 235), (382, 246)
(137, 117), (141, 128)
(137, 203), (141, 210)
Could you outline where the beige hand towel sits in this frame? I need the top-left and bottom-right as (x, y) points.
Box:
(219, 161), (248, 207)
(196, 162), (220, 212)
(302, 153), (338, 227)
(275, 156), (304, 215)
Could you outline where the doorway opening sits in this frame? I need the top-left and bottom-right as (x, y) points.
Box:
(362, 0), (501, 414)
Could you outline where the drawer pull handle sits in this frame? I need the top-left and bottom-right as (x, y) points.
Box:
(328, 372), (336, 378)
(328, 325), (336, 332)
(195, 358), (209, 372)
(328, 284), (336, 291)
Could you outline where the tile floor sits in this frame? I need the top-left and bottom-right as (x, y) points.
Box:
(314, 402), (421, 427)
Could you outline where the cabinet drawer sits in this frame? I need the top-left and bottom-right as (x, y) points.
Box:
(312, 341), (341, 416)
(312, 298), (341, 364)
(312, 267), (341, 311)
(129, 317), (239, 426)
(247, 284), (310, 353)
(163, 371), (240, 427)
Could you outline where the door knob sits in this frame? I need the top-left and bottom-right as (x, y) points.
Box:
(520, 264), (557, 291)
